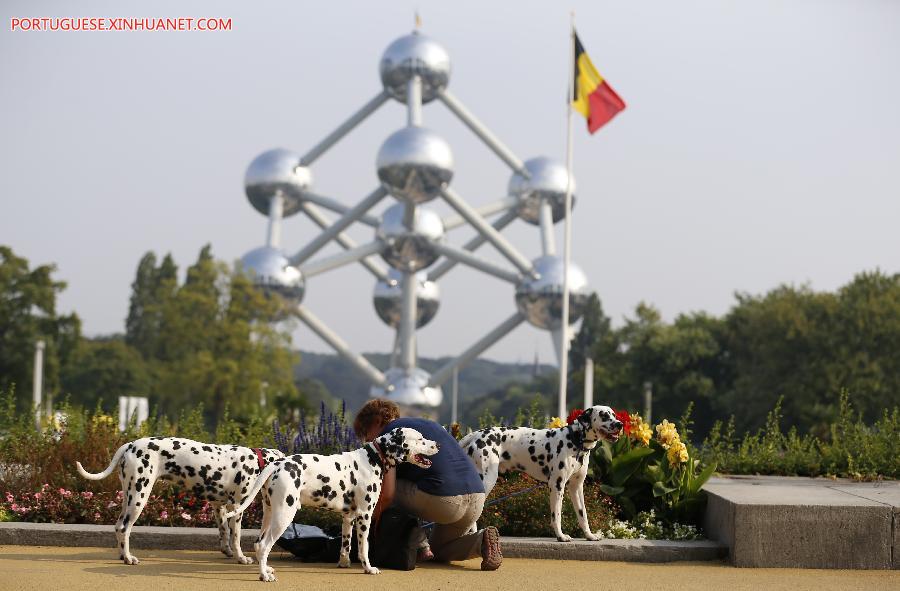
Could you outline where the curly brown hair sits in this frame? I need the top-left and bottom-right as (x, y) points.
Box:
(353, 399), (400, 439)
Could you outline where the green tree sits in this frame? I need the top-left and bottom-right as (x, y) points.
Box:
(60, 337), (150, 410)
(0, 246), (81, 411)
(125, 252), (159, 357)
(721, 271), (900, 435)
(146, 246), (299, 425)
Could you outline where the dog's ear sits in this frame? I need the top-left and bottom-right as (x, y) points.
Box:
(577, 408), (594, 427)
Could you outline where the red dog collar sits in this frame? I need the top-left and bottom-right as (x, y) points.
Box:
(252, 448), (266, 471)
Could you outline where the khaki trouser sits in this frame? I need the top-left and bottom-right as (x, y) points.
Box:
(393, 478), (486, 562)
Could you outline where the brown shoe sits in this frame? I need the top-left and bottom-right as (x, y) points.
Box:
(480, 526), (502, 571)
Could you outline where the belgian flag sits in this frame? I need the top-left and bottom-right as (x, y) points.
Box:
(572, 31), (625, 134)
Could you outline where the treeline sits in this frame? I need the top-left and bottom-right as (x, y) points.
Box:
(2, 244), (896, 438)
(466, 271), (898, 439)
(0, 245), (299, 427)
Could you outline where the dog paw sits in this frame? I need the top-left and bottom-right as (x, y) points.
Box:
(221, 548), (234, 558)
(556, 534), (573, 543)
(123, 555), (140, 565)
(337, 557), (351, 568)
(364, 566), (381, 575)
(259, 572), (277, 583)
(236, 555), (253, 565)
(584, 532), (601, 541)
(264, 566), (275, 575)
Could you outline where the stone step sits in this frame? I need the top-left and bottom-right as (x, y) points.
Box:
(0, 522), (725, 563)
(703, 475), (900, 569)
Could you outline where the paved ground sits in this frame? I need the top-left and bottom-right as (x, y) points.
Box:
(1, 546), (897, 591)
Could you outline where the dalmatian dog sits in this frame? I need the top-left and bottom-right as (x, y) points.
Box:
(76, 437), (284, 565)
(224, 427), (439, 581)
(459, 405), (623, 542)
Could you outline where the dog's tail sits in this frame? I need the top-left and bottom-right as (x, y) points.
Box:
(223, 462), (278, 520)
(75, 443), (128, 481)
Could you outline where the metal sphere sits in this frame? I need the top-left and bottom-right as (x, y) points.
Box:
(515, 255), (590, 330)
(376, 202), (445, 272)
(508, 157), (576, 225)
(379, 32), (451, 104)
(240, 246), (305, 311)
(370, 367), (443, 407)
(245, 148), (311, 218)
(376, 127), (453, 203)
(373, 270), (440, 329)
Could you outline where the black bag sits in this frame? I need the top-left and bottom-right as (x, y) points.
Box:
(277, 508), (421, 571)
(365, 507), (420, 571)
(276, 523), (333, 562)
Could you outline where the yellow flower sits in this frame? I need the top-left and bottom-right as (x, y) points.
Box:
(633, 421), (653, 446)
(667, 440), (689, 467)
(92, 414), (116, 429)
(627, 414), (653, 446)
(547, 416), (566, 429)
(655, 420), (679, 449)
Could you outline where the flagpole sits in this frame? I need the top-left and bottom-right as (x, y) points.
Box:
(558, 13), (575, 419)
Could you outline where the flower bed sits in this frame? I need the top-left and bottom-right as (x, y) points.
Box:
(0, 394), (706, 540)
(476, 473), (701, 540)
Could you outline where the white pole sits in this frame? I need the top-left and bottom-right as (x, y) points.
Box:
(558, 16), (576, 419)
(33, 339), (44, 431)
(643, 381), (653, 425)
(451, 367), (459, 425)
(584, 357), (594, 409)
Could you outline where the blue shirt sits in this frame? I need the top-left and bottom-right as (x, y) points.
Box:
(379, 417), (485, 497)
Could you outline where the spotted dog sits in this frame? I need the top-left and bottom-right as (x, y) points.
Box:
(76, 437), (284, 565)
(224, 427), (439, 581)
(459, 405), (622, 542)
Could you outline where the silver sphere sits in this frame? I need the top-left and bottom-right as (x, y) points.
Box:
(515, 255), (589, 330)
(245, 148), (311, 218)
(379, 32), (451, 104)
(376, 202), (445, 272)
(370, 367), (443, 407)
(508, 157), (576, 225)
(240, 246), (305, 312)
(373, 270), (440, 329)
(377, 127), (453, 203)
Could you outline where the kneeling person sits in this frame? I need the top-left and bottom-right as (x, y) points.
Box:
(354, 399), (502, 571)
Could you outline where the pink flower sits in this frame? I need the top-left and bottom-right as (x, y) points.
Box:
(5, 493), (13, 503)
(41, 484), (49, 491)
(180, 512), (191, 521)
(81, 492), (93, 500)
(107, 501), (118, 509)
(93, 512), (101, 520)
(34, 493), (42, 500)
(160, 510), (169, 520)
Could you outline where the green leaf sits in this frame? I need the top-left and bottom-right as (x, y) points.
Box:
(598, 484), (625, 496)
(652, 481), (678, 498)
(689, 461), (717, 493)
(597, 440), (613, 464)
(611, 452), (651, 485)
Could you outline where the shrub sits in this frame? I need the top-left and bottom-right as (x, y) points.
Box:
(698, 392), (899, 480)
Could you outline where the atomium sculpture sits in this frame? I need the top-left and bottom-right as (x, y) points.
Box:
(239, 30), (590, 409)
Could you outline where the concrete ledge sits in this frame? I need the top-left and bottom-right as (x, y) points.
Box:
(0, 522), (725, 563)
(501, 537), (726, 562)
(704, 476), (899, 569)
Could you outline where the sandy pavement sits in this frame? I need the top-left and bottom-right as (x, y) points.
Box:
(0, 546), (897, 591)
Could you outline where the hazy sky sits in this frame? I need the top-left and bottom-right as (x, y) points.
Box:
(2, 0), (898, 365)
